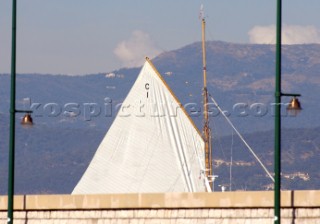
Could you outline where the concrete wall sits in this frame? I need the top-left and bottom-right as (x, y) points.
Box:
(0, 190), (320, 224)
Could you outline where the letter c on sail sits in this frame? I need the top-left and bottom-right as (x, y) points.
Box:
(145, 83), (150, 98)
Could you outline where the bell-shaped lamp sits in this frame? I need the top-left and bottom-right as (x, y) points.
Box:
(287, 97), (302, 110)
(287, 97), (302, 116)
(21, 113), (33, 125)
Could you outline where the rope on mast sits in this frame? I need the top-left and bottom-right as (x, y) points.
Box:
(200, 4), (213, 191)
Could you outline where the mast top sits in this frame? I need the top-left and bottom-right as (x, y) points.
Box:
(199, 4), (205, 20)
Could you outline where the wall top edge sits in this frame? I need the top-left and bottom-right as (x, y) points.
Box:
(0, 190), (319, 211)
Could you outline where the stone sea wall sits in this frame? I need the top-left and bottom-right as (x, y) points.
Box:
(1, 190), (320, 224)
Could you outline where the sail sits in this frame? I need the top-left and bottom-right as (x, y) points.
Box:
(72, 58), (208, 194)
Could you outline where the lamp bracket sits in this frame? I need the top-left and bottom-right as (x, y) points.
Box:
(15, 109), (33, 114)
(281, 93), (301, 97)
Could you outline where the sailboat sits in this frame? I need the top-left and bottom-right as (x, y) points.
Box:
(72, 9), (274, 193)
(72, 57), (211, 193)
(72, 14), (213, 194)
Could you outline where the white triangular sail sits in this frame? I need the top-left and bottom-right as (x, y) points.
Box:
(72, 58), (208, 194)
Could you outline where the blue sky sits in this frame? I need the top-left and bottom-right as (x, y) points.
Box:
(0, 0), (319, 74)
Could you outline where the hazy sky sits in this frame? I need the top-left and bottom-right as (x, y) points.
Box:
(0, 0), (319, 75)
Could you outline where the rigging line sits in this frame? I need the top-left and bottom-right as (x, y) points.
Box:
(168, 174), (183, 192)
(206, 22), (215, 43)
(230, 129), (234, 191)
(208, 93), (275, 183)
(211, 115), (227, 160)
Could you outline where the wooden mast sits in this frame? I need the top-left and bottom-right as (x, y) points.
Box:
(201, 17), (213, 190)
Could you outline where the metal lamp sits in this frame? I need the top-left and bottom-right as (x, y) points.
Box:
(287, 97), (302, 111)
(21, 113), (33, 125)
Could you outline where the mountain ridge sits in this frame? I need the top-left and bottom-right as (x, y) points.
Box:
(0, 41), (319, 193)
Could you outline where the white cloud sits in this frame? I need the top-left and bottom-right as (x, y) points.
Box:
(114, 30), (161, 68)
(248, 25), (320, 44)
